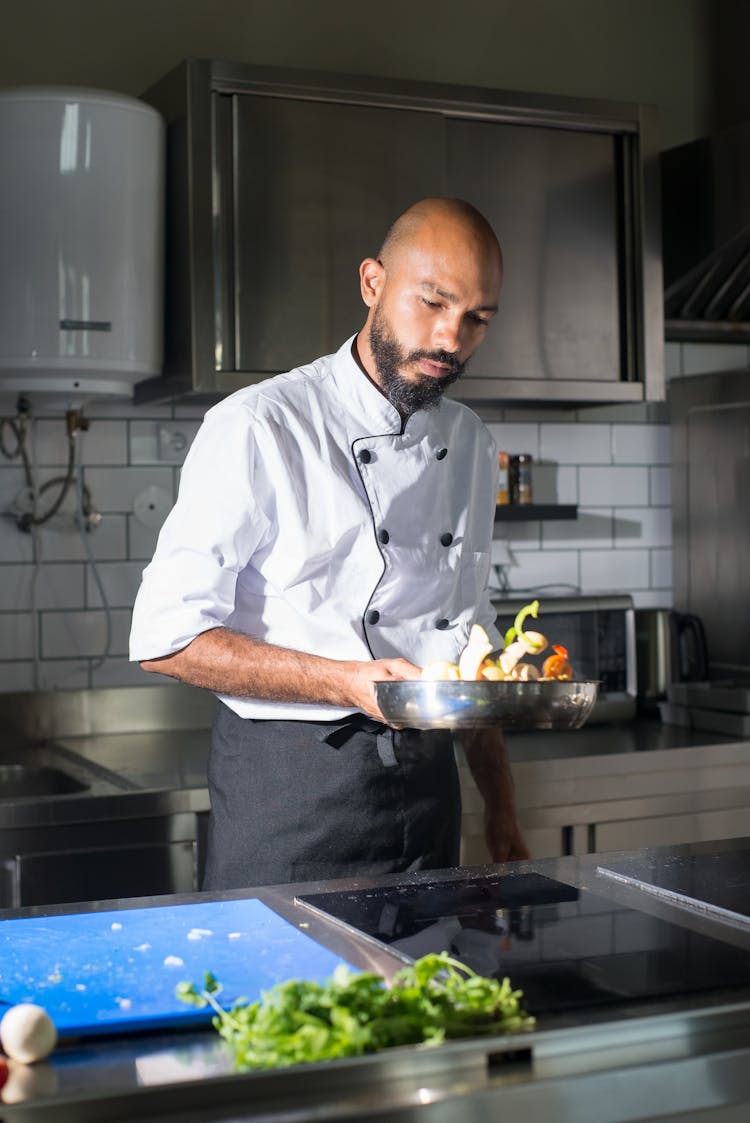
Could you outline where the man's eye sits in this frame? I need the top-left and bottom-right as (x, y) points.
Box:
(421, 297), (441, 309)
(469, 313), (490, 327)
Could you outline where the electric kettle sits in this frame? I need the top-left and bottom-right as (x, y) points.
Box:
(635, 609), (709, 708)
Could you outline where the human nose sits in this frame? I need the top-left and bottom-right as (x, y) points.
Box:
(431, 311), (462, 354)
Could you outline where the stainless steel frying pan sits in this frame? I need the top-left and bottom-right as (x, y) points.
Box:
(375, 679), (599, 731)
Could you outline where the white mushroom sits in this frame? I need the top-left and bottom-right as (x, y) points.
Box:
(508, 662), (541, 681)
(516, 629), (548, 655)
(498, 640), (525, 676)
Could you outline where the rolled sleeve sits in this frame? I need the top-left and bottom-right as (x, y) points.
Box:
(129, 403), (271, 661)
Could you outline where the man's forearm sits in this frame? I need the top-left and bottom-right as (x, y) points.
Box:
(139, 627), (419, 718)
(142, 628), (346, 701)
(461, 727), (530, 862)
(462, 727), (516, 817)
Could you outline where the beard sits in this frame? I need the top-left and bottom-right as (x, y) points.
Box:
(369, 305), (466, 417)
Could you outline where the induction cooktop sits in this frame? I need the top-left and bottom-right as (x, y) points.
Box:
(298, 871), (750, 1017)
(596, 843), (750, 926)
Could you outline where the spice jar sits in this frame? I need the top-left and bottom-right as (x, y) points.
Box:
(510, 454), (533, 504)
(496, 451), (510, 505)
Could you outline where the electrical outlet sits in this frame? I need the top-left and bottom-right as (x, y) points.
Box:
(157, 422), (191, 463)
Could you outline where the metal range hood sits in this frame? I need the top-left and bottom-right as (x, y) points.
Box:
(661, 121), (750, 342)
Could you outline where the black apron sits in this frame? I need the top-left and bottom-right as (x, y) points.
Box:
(202, 701), (462, 890)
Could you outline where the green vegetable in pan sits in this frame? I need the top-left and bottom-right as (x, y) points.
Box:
(176, 952), (534, 1071)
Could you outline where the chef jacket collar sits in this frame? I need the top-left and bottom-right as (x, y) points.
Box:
(331, 335), (438, 442)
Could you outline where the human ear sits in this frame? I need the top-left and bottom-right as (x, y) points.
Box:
(359, 258), (385, 308)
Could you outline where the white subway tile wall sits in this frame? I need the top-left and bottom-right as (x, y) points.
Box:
(0, 399), (183, 692)
(0, 340), (748, 691)
(488, 340), (750, 608)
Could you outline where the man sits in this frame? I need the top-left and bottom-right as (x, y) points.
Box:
(129, 196), (529, 889)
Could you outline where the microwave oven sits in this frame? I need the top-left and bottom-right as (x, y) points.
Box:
(490, 594), (637, 724)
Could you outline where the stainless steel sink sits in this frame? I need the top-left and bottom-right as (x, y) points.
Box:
(0, 763), (89, 799)
(0, 744), (116, 803)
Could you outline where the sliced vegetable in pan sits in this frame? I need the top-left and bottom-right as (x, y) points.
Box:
(421, 600), (575, 682)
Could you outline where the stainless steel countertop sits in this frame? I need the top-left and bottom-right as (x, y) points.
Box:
(1, 838), (749, 1122)
(0, 686), (215, 829)
(54, 727), (212, 793)
(0, 683), (746, 831)
(56, 717), (743, 788)
(505, 714), (741, 759)
(3, 691), (749, 1122)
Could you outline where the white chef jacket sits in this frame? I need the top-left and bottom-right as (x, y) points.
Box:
(129, 335), (501, 720)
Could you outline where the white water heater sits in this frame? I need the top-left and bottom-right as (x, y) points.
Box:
(0, 86), (164, 402)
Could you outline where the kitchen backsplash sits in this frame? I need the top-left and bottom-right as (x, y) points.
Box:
(0, 340), (747, 693)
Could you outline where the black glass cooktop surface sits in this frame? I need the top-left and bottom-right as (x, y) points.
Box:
(298, 871), (750, 1017)
(596, 843), (750, 924)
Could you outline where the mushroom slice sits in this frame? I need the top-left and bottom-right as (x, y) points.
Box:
(516, 629), (548, 655)
(458, 625), (494, 681)
(508, 662), (541, 681)
(498, 640), (525, 676)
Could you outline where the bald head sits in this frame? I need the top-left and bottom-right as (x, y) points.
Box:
(378, 197), (503, 278)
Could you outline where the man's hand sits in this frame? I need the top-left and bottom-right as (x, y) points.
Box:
(460, 727), (530, 863)
(483, 796), (531, 862)
(346, 658), (422, 720)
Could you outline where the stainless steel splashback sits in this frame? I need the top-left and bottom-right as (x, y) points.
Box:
(0, 684), (217, 741)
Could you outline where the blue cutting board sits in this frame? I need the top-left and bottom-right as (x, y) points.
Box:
(0, 898), (354, 1037)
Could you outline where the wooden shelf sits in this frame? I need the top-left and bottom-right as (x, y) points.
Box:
(495, 504), (578, 522)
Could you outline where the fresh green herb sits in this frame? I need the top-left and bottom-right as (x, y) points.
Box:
(176, 952), (535, 1071)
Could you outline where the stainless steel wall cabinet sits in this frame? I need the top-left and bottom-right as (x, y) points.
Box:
(139, 59), (664, 406)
